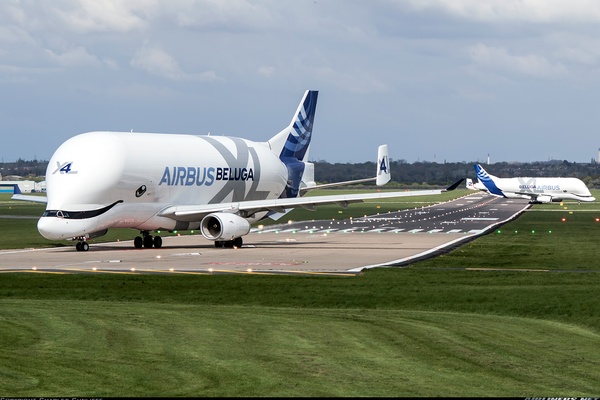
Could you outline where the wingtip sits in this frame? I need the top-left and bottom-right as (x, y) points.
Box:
(443, 178), (464, 192)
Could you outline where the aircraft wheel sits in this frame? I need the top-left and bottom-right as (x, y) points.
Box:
(81, 242), (89, 252)
(153, 236), (163, 248)
(233, 237), (243, 248)
(134, 236), (143, 249)
(214, 241), (224, 248)
(143, 235), (154, 248)
(76, 242), (82, 251)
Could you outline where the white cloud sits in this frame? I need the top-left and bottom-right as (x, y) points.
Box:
(48, 0), (153, 34)
(130, 44), (222, 82)
(171, 0), (281, 31)
(403, 0), (600, 23)
(467, 43), (567, 78)
(45, 46), (102, 68)
(258, 66), (275, 78)
(313, 66), (388, 93)
(0, 0), (155, 35)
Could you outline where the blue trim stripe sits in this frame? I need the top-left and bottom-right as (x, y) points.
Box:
(474, 164), (505, 197)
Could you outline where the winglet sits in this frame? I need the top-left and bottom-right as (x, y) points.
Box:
(376, 144), (391, 186)
(443, 178), (464, 192)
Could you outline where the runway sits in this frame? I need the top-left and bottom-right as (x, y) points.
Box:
(0, 194), (530, 275)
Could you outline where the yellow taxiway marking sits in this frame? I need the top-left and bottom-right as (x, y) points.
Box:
(465, 268), (550, 272)
(0, 268), (357, 277)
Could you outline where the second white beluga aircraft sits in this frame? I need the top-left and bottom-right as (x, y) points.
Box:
(14, 90), (462, 251)
(474, 163), (595, 204)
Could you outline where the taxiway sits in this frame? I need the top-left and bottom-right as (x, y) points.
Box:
(0, 194), (530, 275)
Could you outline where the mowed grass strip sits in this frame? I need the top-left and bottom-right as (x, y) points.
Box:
(1, 300), (599, 397)
(411, 201), (600, 271)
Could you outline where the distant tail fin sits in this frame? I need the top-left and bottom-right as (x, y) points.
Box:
(376, 144), (391, 186)
(474, 164), (504, 197)
(466, 178), (474, 190)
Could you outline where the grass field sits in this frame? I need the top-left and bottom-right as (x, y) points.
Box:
(1, 190), (599, 396)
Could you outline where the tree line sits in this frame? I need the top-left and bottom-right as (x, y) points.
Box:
(313, 159), (600, 188)
(2, 158), (600, 188)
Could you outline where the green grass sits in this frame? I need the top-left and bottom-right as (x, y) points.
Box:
(1, 271), (600, 396)
(412, 199), (600, 271)
(2, 300), (599, 397)
(1, 190), (600, 396)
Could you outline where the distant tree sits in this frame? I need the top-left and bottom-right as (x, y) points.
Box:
(2, 159), (599, 188)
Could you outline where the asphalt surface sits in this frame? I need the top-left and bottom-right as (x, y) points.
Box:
(0, 193), (531, 275)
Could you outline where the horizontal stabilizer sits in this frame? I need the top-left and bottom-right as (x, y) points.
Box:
(299, 144), (391, 192)
(5, 183), (48, 203)
(12, 194), (48, 203)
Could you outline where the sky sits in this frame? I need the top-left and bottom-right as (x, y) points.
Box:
(2, 0), (600, 164)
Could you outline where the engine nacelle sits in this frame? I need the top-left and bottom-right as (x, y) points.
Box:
(200, 213), (251, 241)
(535, 195), (553, 203)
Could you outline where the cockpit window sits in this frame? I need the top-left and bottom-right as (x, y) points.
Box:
(42, 200), (123, 220)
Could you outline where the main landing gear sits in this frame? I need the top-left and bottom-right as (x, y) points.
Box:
(75, 241), (89, 252)
(134, 231), (162, 249)
(214, 237), (243, 248)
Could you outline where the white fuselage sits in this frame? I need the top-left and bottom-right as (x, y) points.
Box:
(494, 176), (594, 202)
(38, 131), (288, 240)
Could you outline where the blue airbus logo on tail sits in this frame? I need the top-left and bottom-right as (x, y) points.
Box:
(279, 90), (318, 161)
(474, 164), (505, 197)
(379, 156), (388, 174)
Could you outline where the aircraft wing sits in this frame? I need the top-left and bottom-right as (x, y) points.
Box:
(300, 177), (376, 191)
(159, 179), (463, 222)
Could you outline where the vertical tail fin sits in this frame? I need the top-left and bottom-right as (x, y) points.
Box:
(267, 90), (319, 198)
(267, 90), (318, 162)
(376, 144), (391, 186)
(474, 164), (504, 197)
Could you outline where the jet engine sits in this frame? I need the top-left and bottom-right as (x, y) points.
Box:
(200, 213), (251, 241)
(535, 195), (553, 203)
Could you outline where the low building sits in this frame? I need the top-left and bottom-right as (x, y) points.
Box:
(0, 180), (45, 193)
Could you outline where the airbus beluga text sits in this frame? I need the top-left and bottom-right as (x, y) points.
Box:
(13, 90), (462, 251)
(474, 164), (595, 203)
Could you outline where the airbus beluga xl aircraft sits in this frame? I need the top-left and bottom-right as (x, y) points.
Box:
(474, 164), (595, 204)
(13, 90), (462, 251)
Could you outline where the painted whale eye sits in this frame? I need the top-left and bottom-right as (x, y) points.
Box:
(135, 185), (147, 197)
